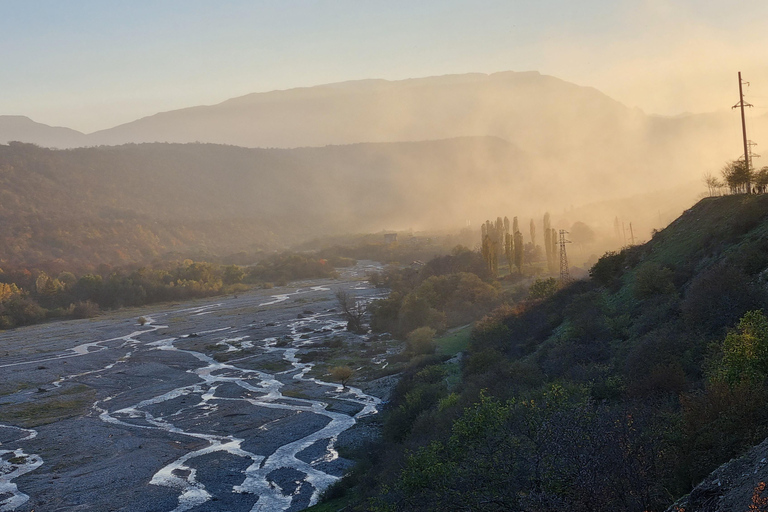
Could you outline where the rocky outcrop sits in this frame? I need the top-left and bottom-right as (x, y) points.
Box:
(668, 437), (768, 512)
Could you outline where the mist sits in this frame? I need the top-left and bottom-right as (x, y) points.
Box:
(1, 70), (765, 270)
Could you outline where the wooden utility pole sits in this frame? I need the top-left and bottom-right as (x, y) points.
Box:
(733, 71), (753, 193)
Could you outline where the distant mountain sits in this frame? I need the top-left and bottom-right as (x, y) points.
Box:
(86, 72), (625, 150)
(3, 72), (764, 194)
(0, 116), (87, 149)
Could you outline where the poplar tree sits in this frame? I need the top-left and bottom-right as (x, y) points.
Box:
(543, 212), (552, 273)
(550, 228), (558, 274)
(529, 219), (536, 248)
(505, 232), (514, 273)
(513, 231), (524, 273)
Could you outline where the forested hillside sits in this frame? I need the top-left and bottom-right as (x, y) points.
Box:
(0, 137), (705, 272)
(325, 194), (768, 511)
(0, 139), (527, 268)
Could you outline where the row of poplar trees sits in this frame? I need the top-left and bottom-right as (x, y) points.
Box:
(481, 213), (559, 276)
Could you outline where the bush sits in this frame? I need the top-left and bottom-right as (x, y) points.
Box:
(589, 251), (626, 289)
(682, 265), (766, 334)
(72, 301), (100, 319)
(406, 327), (437, 355)
(528, 277), (559, 300)
(633, 262), (676, 299)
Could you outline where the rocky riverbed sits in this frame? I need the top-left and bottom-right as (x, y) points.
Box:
(0, 262), (395, 512)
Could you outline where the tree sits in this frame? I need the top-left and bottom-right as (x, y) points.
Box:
(336, 289), (368, 334)
(703, 172), (722, 197)
(222, 264), (245, 285)
(549, 228), (558, 274)
(504, 232), (514, 274)
(721, 159), (751, 194)
(513, 231), (524, 273)
(406, 326), (437, 355)
(330, 366), (353, 389)
(755, 166), (768, 194)
(529, 219), (536, 248)
(714, 310), (768, 386)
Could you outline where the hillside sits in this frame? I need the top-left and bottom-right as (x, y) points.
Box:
(328, 194), (768, 511)
(0, 138), (530, 268)
(0, 116), (87, 149)
(0, 138), (708, 271)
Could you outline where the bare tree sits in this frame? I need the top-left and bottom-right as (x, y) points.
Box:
(703, 172), (721, 197)
(335, 290), (368, 334)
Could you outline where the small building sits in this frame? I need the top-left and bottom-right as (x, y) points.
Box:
(384, 233), (398, 244)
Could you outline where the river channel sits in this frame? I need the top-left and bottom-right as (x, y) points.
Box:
(0, 262), (388, 511)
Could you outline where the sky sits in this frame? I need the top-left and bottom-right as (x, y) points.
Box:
(2, 0), (768, 133)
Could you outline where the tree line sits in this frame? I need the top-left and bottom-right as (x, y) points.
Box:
(0, 252), (352, 330)
(480, 212), (559, 277)
(704, 159), (768, 195)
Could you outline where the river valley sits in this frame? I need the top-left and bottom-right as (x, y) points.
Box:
(0, 262), (392, 512)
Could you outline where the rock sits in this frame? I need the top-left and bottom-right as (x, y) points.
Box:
(667, 437), (768, 512)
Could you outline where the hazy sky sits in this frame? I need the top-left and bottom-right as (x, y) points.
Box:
(3, 0), (767, 132)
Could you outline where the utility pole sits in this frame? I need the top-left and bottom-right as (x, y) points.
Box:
(559, 229), (572, 283)
(733, 71), (753, 193)
(629, 222), (635, 245)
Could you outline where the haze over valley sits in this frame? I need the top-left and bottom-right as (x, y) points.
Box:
(4, 3), (768, 512)
(2, 71), (765, 268)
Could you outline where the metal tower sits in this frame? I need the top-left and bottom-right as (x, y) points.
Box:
(559, 229), (572, 282)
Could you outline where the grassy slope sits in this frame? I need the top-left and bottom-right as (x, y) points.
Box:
(327, 194), (768, 511)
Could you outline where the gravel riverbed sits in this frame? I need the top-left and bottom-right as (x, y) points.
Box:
(0, 262), (395, 512)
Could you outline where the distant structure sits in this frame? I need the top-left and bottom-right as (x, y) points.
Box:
(384, 233), (398, 244)
(559, 229), (572, 282)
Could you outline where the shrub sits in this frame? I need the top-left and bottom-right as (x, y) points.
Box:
(682, 266), (766, 334)
(406, 327), (437, 355)
(528, 277), (559, 300)
(633, 262), (676, 299)
(72, 301), (100, 319)
(589, 251), (626, 289)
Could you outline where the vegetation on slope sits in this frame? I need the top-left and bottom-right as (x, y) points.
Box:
(323, 194), (768, 511)
(0, 139), (527, 269)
